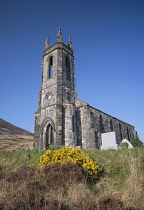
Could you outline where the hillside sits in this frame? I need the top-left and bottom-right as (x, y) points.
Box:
(0, 148), (144, 209)
(0, 118), (33, 136)
(0, 118), (33, 151)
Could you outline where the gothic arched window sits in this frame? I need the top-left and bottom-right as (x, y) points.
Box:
(127, 127), (130, 141)
(100, 114), (105, 133)
(119, 123), (123, 141)
(110, 119), (113, 132)
(66, 57), (70, 80)
(49, 56), (53, 78)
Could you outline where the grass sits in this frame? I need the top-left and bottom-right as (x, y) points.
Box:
(87, 148), (144, 209)
(0, 148), (44, 171)
(0, 135), (33, 150)
(0, 147), (144, 209)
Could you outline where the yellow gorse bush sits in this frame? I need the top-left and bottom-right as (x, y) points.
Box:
(39, 147), (102, 178)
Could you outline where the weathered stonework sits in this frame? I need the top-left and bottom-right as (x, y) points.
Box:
(75, 99), (136, 149)
(34, 29), (137, 150)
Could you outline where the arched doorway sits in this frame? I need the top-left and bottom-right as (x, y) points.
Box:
(45, 124), (54, 147)
(40, 117), (55, 149)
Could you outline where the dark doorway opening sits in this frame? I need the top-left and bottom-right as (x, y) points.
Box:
(46, 124), (54, 147)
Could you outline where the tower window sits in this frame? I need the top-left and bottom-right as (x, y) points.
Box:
(67, 92), (70, 101)
(49, 56), (53, 78)
(66, 57), (70, 80)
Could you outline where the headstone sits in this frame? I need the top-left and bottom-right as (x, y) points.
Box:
(121, 139), (133, 149)
(101, 131), (118, 150)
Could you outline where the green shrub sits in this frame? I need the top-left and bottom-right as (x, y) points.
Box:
(45, 144), (64, 151)
(119, 142), (129, 149)
(131, 136), (143, 148)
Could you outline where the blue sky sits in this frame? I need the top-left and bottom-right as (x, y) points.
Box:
(0, 0), (144, 141)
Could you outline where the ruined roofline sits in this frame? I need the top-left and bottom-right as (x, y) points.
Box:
(89, 104), (135, 128)
(76, 98), (134, 128)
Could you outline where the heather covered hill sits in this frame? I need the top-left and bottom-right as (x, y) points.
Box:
(0, 118), (33, 151)
(0, 118), (33, 136)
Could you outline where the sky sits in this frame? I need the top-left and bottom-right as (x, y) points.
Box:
(0, 0), (144, 141)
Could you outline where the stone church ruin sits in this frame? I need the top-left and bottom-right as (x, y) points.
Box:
(34, 28), (137, 150)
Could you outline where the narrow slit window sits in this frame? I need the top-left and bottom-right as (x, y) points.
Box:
(49, 56), (53, 78)
(72, 115), (75, 132)
(119, 123), (123, 141)
(100, 114), (104, 133)
(127, 127), (130, 141)
(67, 92), (70, 101)
(66, 57), (70, 80)
(110, 119), (113, 131)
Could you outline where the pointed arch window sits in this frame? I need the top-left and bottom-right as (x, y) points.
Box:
(127, 127), (130, 141)
(110, 119), (113, 132)
(100, 114), (105, 133)
(49, 56), (53, 78)
(119, 123), (123, 141)
(66, 57), (70, 81)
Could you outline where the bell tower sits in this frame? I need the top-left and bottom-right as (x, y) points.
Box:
(34, 28), (76, 149)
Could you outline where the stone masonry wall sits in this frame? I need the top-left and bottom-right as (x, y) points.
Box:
(75, 103), (135, 149)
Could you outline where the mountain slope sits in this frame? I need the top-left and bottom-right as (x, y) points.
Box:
(0, 118), (33, 136)
(0, 118), (33, 151)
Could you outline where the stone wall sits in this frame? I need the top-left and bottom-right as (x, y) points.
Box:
(75, 103), (135, 149)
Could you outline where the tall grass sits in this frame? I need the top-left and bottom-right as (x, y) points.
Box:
(0, 148), (44, 171)
(0, 148), (144, 209)
(123, 151), (144, 209)
(87, 148), (144, 209)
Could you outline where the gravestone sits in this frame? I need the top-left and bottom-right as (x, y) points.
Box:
(121, 139), (133, 149)
(101, 131), (118, 150)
